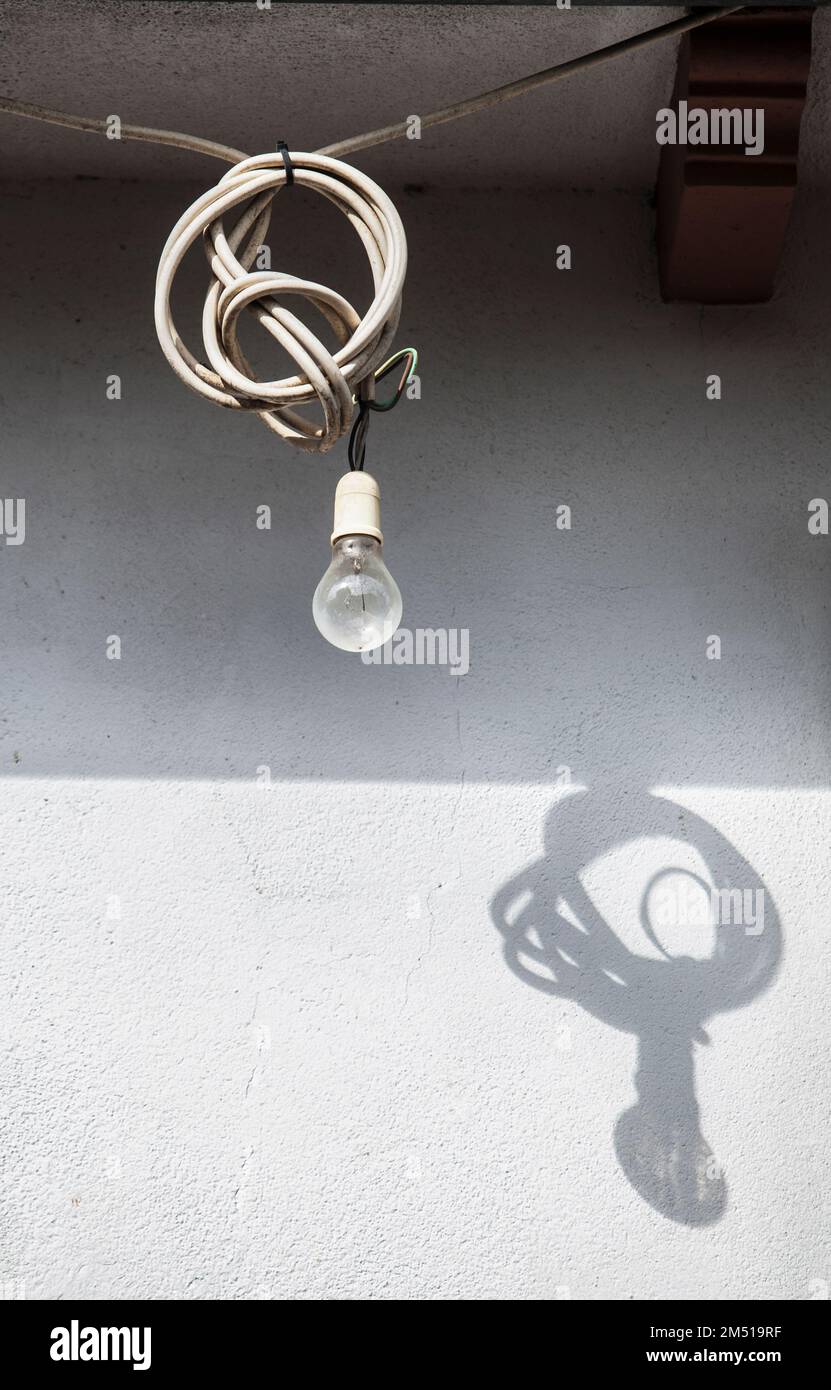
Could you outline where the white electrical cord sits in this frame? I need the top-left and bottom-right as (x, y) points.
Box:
(0, 5), (743, 452)
(155, 151), (406, 452)
(0, 7), (743, 168)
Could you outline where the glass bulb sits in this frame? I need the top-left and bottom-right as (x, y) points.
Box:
(313, 535), (403, 652)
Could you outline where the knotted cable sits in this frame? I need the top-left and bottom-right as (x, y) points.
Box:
(153, 150), (407, 452)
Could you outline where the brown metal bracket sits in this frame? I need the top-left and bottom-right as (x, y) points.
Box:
(656, 7), (814, 304)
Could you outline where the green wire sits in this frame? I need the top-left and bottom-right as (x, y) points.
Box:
(352, 347), (418, 411)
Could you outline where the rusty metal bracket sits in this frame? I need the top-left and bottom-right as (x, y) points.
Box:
(656, 7), (814, 304)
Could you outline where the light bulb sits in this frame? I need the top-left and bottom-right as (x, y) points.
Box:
(312, 471), (403, 653)
(313, 534), (402, 652)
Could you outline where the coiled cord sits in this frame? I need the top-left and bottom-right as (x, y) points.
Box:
(154, 150), (406, 452)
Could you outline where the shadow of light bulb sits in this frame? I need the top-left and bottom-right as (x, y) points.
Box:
(490, 789), (782, 1227)
(614, 869), (732, 1226)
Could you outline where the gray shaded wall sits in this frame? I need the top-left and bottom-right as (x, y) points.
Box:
(2, 180), (830, 784)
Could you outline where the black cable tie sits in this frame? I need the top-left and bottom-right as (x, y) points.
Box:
(276, 141), (294, 186)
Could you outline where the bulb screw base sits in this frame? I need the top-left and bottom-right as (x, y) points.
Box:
(331, 471), (383, 545)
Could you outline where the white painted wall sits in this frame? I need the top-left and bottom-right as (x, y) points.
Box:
(1, 176), (829, 1300)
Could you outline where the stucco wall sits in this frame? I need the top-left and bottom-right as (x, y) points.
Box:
(1, 176), (829, 1299)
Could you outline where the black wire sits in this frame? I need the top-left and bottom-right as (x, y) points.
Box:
(348, 400), (372, 471)
(347, 348), (417, 469)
